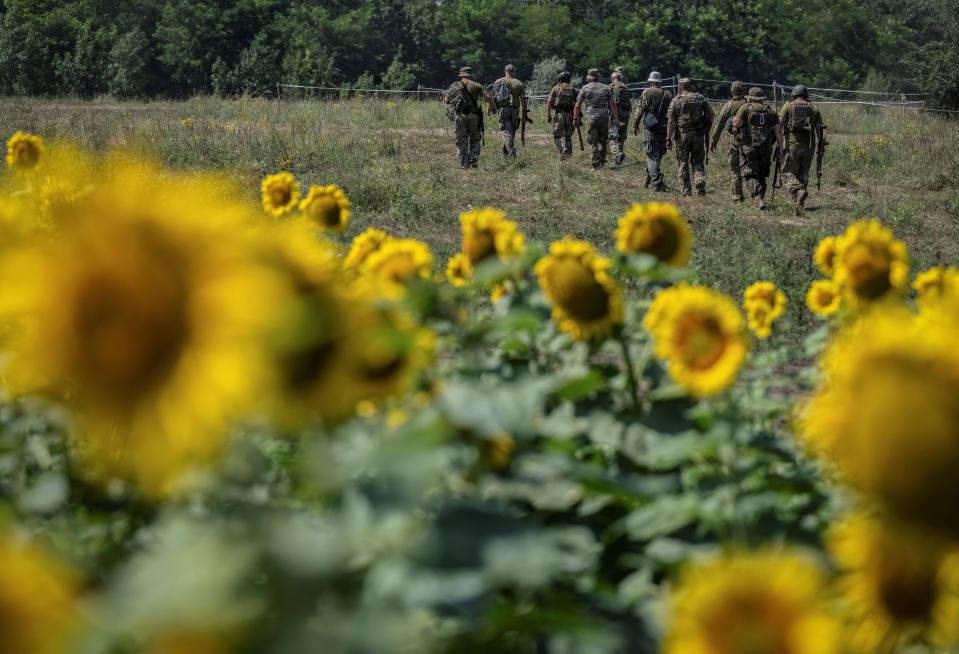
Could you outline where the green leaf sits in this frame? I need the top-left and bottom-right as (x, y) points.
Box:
(623, 495), (700, 541)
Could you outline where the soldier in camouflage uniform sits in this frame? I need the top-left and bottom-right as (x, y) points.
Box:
(633, 71), (672, 192)
(709, 81), (747, 201)
(732, 88), (784, 209)
(490, 64), (526, 159)
(608, 71), (632, 168)
(546, 71), (578, 159)
(444, 67), (494, 168)
(666, 78), (714, 196)
(778, 85), (825, 210)
(574, 69), (619, 169)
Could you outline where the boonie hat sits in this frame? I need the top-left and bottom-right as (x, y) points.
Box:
(747, 87), (766, 100)
(458, 67), (474, 78)
(647, 71), (663, 83)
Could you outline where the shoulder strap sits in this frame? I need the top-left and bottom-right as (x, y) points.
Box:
(461, 80), (480, 112)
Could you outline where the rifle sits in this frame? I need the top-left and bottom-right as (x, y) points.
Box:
(816, 138), (827, 192)
(772, 145), (782, 200)
(520, 96), (533, 146)
(575, 120), (585, 151)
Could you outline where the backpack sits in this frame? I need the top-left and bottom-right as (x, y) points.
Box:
(447, 81), (477, 116)
(612, 83), (632, 114)
(555, 84), (577, 111)
(676, 94), (705, 130)
(746, 104), (773, 147)
(492, 79), (513, 107)
(789, 102), (813, 132)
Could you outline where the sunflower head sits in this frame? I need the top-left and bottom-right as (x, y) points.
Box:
(615, 201), (692, 266)
(490, 284), (509, 303)
(833, 220), (909, 307)
(260, 172), (301, 218)
(299, 183), (351, 234)
(806, 280), (841, 317)
(459, 207), (525, 266)
(664, 549), (839, 654)
(744, 281), (787, 319)
(344, 228), (392, 271)
(813, 236), (838, 277)
(534, 238), (624, 341)
(644, 285), (749, 397)
(360, 238), (433, 298)
(913, 266), (959, 307)
(446, 252), (473, 287)
(5, 131), (45, 172)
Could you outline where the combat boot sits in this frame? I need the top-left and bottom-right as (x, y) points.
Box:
(797, 189), (808, 209)
(655, 182), (667, 193)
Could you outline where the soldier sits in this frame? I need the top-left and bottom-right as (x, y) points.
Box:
(444, 67), (494, 169)
(489, 64), (526, 159)
(573, 69), (619, 169)
(778, 85), (825, 210)
(633, 71), (672, 192)
(546, 71), (578, 159)
(608, 71), (632, 168)
(709, 81), (747, 202)
(666, 78), (714, 196)
(732, 87), (784, 209)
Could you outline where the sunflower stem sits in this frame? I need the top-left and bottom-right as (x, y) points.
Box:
(617, 333), (642, 414)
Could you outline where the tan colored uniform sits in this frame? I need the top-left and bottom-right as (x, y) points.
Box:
(446, 79), (485, 168)
(609, 81), (632, 166)
(710, 97), (747, 200)
(635, 86), (672, 189)
(577, 81), (612, 168)
(734, 101), (780, 199)
(492, 77), (525, 158)
(667, 91), (714, 195)
(778, 99), (823, 197)
(548, 82), (578, 156)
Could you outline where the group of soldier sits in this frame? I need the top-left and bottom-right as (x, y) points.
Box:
(444, 65), (827, 211)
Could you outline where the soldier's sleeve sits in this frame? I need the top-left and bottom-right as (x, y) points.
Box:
(778, 102), (790, 121)
(734, 104), (749, 122)
(576, 87), (587, 103)
(666, 97), (678, 120)
(711, 103), (729, 142)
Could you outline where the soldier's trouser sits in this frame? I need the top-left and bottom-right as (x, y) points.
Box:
(676, 131), (706, 194)
(552, 110), (574, 155)
(728, 146), (744, 199)
(585, 115), (609, 167)
(643, 129), (668, 187)
(499, 107), (519, 158)
(782, 144), (814, 196)
(740, 144), (773, 199)
(609, 112), (629, 165)
(454, 113), (482, 167)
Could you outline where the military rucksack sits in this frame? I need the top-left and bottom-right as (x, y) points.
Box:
(789, 102), (813, 132)
(492, 79), (513, 107)
(555, 84), (577, 111)
(745, 104), (774, 147)
(676, 94), (706, 130)
(612, 83), (632, 114)
(447, 81), (479, 116)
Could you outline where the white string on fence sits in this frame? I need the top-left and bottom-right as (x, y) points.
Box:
(277, 83), (444, 96)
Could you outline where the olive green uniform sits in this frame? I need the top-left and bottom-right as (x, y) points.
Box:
(778, 99), (823, 197)
(609, 81), (632, 166)
(668, 91), (714, 195)
(492, 77), (526, 158)
(446, 79), (486, 168)
(710, 96), (747, 200)
(548, 82), (578, 156)
(577, 81), (612, 168)
(734, 101), (780, 200)
(635, 86), (672, 189)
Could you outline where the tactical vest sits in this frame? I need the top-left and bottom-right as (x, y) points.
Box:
(788, 101), (813, 133)
(676, 93), (707, 131)
(611, 82), (632, 114)
(554, 83), (577, 111)
(744, 103), (775, 147)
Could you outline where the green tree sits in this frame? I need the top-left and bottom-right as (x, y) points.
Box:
(107, 27), (154, 98)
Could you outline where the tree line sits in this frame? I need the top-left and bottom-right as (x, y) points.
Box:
(1, 0), (958, 109)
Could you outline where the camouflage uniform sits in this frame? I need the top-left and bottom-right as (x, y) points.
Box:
(779, 96), (823, 203)
(734, 96), (780, 201)
(492, 77), (526, 159)
(710, 84), (747, 201)
(577, 78), (613, 168)
(609, 80), (632, 166)
(446, 76), (486, 168)
(634, 84), (672, 190)
(667, 89), (714, 195)
(548, 82), (578, 156)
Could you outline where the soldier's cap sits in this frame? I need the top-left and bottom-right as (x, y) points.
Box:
(730, 81), (744, 97)
(747, 87), (766, 100)
(458, 66), (474, 78)
(587, 68), (601, 80)
(791, 84), (809, 98)
(647, 71), (663, 83)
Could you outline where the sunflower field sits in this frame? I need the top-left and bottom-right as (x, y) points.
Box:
(2, 130), (959, 654)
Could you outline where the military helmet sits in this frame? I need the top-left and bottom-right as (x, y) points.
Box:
(558, 70), (572, 82)
(747, 87), (766, 101)
(587, 68), (601, 80)
(458, 66), (474, 78)
(647, 71), (663, 83)
(791, 84), (809, 99)
(730, 81), (744, 98)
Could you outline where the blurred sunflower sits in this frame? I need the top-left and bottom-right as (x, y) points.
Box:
(801, 309), (959, 536)
(644, 285), (748, 397)
(913, 266), (959, 307)
(344, 227), (392, 271)
(0, 532), (79, 654)
(813, 236), (838, 277)
(663, 549), (839, 654)
(534, 238), (624, 341)
(299, 183), (351, 234)
(5, 131), (44, 172)
(459, 207), (525, 266)
(0, 161), (278, 496)
(833, 220), (909, 307)
(445, 252), (472, 287)
(615, 201), (692, 266)
(829, 513), (959, 653)
(743, 281), (787, 320)
(490, 284), (509, 303)
(260, 172), (301, 218)
(746, 301), (775, 339)
(360, 238), (433, 298)
(806, 280), (841, 317)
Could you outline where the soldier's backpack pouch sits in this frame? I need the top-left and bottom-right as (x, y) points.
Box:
(492, 80), (512, 108)
(790, 103), (812, 131)
(677, 98), (703, 129)
(748, 109), (770, 146)
(556, 85), (577, 110)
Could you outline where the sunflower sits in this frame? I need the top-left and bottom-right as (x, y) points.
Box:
(615, 201), (692, 266)
(5, 131), (44, 172)
(459, 207), (525, 266)
(644, 285), (749, 397)
(0, 161), (278, 496)
(534, 238), (624, 341)
(829, 513), (959, 653)
(813, 236), (838, 277)
(490, 284), (509, 303)
(746, 302), (775, 339)
(743, 281), (787, 320)
(913, 266), (959, 307)
(299, 183), (351, 234)
(359, 238), (433, 298)
(260, 172), (301, 218)
(801, 309), (959, 536)
(445, 252), (473, 287)
(0, 533), (79, 654)
(833, 220), (909, 307)
(806, 280), (841, 317)
(663, 549), (839, 654)
(344, 227), (393, 271)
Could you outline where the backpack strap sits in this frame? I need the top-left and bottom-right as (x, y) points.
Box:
(461, 80), (481, 114)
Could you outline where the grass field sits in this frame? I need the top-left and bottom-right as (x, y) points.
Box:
(4, 94), (958, 342)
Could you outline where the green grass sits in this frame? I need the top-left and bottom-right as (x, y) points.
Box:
(3, 95), (958, 342)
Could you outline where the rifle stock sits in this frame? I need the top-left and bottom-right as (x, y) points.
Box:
(772, 145), (782, 201)
(816, 141), (826, 191)
(576, 122), (585, 151)
(520, 96), (531, 146)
